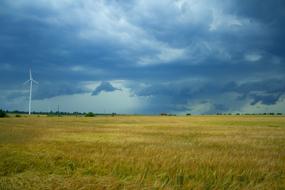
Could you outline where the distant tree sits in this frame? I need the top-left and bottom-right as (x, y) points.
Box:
(112, 113), (116, 117)
(0, 109), (7, 118)
(277, 113), (282, 115)
(85, 112), (95, 117)
(236, 113), (240, 115)
(160, 113), (168, 116)
(186, 113), (191, 116)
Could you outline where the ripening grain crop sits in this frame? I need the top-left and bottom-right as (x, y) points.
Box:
(0, 115), (284, 189)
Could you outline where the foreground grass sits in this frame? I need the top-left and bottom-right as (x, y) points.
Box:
(0, 115), (284, 189)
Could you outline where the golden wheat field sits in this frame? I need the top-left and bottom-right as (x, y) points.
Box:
(0, 115), (284, 189)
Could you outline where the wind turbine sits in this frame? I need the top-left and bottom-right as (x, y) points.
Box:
(24, 69), (38, 115)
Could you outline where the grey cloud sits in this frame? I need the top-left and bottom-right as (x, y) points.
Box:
(130, 78), (285, 113)
(0, 0), (284, 113)
(92, 82), (121, 96)
(33, 83), (90, 100)
(213, 104), (229, 112)
(250, 93), (282, 106)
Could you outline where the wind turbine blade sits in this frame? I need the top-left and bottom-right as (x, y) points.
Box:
(24, 80), (31, 85)
(30, 69), (32, 80)
(32, 79), (39, 84)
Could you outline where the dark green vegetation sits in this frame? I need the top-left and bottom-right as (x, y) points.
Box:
(0, 109), (7, 118)
(0, 116), (284, 189)
(85, 112), (96, 117)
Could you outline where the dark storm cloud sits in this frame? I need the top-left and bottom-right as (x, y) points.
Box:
(130, 78), (285, 113)
(32, 82), (91, 100)
(0, 0), (284, 113)
(1, 82), (91, 101)
(230, 0), (285, 23)
(250, 94), (282, 106)
(229, 0), (285, 57)
(92, 82), (121, 96)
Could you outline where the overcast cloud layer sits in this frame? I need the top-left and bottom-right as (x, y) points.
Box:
(0, 0), (285, 114)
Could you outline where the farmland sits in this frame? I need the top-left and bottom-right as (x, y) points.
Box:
(0, 115), (284, 189)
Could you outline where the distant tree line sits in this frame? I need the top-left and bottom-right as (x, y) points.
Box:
(0, 109), (283, 117)
(85, 112), (95, 117)
(160, 113), (177, 116)
(85, 112), (117, 117)
(0, 109), (7, 117)
(1, 110), (119, 117)
(216, 112), (283, 116)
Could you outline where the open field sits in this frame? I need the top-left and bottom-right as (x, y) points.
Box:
(0, 115), (284, 189)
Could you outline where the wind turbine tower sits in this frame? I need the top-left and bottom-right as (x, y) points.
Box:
(24, 69), (38, 115)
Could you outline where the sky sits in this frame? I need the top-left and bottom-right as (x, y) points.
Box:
(0, 0), (285, 114)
